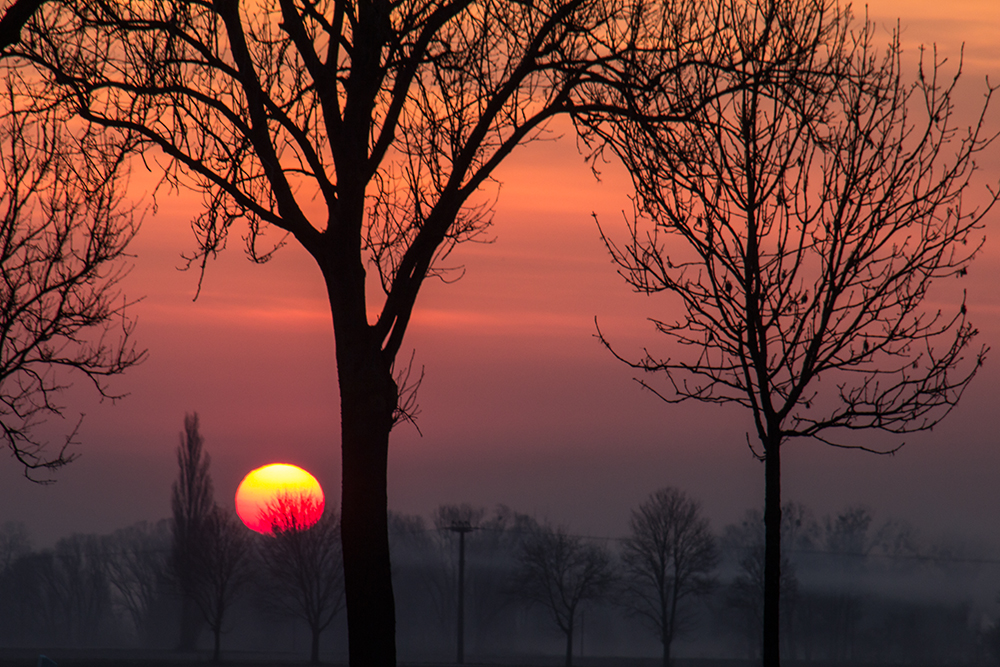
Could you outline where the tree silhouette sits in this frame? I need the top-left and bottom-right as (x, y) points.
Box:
(42, 532), (114, 645)
(170, 413), (214, 651)
(620, 487), (718, 667)
(256, 498), (345, 665)
(257, 489), (324, 534)
(190, 505), (254, 664)
(0, 63), (143, 479)
(588, 0), (997, 663)
(0, 520), (29, 573)
(1, 2), (700, 662)
(722, 507), (800, 660)
(103, 519), (171, 644)
(512, 523), (615, 667)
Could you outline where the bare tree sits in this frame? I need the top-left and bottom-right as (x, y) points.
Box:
(426, 503), (485, 640)
(0, 64), (142, 479)
(723, 508), (800, 660)
(256, 497), (345, 665)
(621, 487), (718, 667)
(190, 505), (255, 664)
(0, 520), (29, 573)
(103, 519), (171, 643)
(513, 523), (615, 667)
(426, 503), (528, 660)
(170, 412), (214, 650)
(587, 0), (997, 662)
(43, 532), (114, 646)
(2, 2), (691, 661)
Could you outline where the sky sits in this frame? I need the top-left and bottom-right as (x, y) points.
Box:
(1, 0), (999, 552)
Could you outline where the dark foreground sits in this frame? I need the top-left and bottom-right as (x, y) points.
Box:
(0, 652), (972, 667)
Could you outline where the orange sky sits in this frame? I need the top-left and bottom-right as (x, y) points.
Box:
(1, 0), (998, 549)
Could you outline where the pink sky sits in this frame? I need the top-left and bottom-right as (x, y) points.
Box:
(2, 0), (998, 549)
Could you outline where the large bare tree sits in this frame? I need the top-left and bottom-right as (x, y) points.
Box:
(2, 1), (708, 662)
(0, 62), (142, 478)
(585, 0), (997, 664)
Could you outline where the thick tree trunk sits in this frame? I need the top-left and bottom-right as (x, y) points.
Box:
(312, 218), (399, 667)
(762, 437), (781, 667)
(310, 626), (321, 665)
(340, 387), (396, 667)
(330, 275), (398, 667)
(212, 626), (221, 664)
(565, 623), (574, 667)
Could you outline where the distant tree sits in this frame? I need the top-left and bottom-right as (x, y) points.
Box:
(2, 548), (50, 644)
(256, 495), (345, 665)
(0, 520), (33, 641)
(104, 519), (171, 643)
(723, 507), (800, 660)
(170, 412), (214, 650)
(443, 505), (526, 653)
(620, 487), (718, 667)
(0, 520), (29, 572)
(190, 505), (254, 664)
(823, 506), (876, 561)
(5, 2), (713, 661)
(0, 64), (142, 479)
(384, 510), (437, 651)
(426, 503), (485, 640)
(982, 597), (1000, 667)
(513, 523), (615, 667)
(43, 533), (114, 645)
(781, 503), (821, 558)
(813, 504), (915, 661)
(588, 0), (997, 662)
(428, 503), (529, 661)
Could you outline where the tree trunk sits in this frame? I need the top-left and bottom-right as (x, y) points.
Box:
(664, 586), (676, 667)
(212, 626), (221, 664)
(311, 625), (321, 665)
(177, 596), (201, 651)
(309, 214), (399, 667)
(330, 272), (398, 667)
(762, 436), (781, 667)
(565, 623), (574, 667)
(340, 394), (396, 667)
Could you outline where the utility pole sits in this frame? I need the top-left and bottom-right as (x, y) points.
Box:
(448, 520), (476, 664)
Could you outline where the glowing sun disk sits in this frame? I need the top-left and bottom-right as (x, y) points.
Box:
(235, 463), (325, 534)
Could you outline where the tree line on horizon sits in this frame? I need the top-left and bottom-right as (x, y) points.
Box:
(2, 415), (1000, 665)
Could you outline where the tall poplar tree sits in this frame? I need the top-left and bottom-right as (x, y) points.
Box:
(171, 412), (213, 650)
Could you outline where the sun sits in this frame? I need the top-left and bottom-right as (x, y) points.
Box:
(235, 463), (325, 534)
